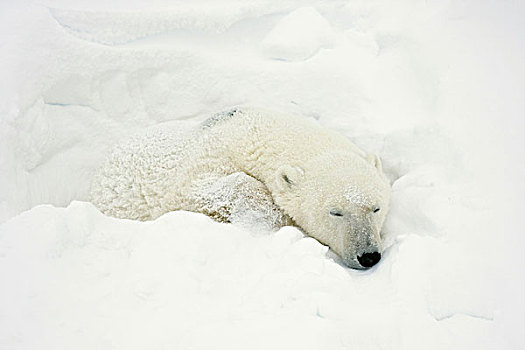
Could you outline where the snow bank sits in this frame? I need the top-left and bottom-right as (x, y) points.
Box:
(0, 201), (500, 349)
(261, 7), (336, 61)
(1, 0), (523, 349)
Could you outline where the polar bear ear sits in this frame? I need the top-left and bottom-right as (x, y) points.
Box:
(276, 165), (304, 190)
(367, 153), (383, 172)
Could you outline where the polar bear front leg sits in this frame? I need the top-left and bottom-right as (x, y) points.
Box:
(190, 172), (292, 231)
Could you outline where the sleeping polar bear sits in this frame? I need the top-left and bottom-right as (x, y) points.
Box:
(90, 107), (391, 269)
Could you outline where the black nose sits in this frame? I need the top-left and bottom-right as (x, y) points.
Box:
(357, 252), (381, 268)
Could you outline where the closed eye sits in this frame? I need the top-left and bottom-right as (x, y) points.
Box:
(373, 207), (381, 213)
(329, 209), (343, 217)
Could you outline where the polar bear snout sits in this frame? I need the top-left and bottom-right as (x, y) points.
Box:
(357, 251), (381, 268)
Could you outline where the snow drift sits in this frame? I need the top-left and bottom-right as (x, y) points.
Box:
(0, 0), (523, 349)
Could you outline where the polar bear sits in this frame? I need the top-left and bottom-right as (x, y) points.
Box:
(90, 107), (391, 269)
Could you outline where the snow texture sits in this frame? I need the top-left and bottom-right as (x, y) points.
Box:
(261, 7), (336, 61)
(0, 0), (524, 349)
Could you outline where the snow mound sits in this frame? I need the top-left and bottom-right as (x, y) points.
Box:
(50, 3), (285, 46)
(0, 0), (523, 348)
(261, 7), (336, 61)
(0, 201), (500, 349)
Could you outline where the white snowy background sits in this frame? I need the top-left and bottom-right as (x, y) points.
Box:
(1, 0), (524, 349)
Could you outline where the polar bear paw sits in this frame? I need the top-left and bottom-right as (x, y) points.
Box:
(191, 172), (292, 232)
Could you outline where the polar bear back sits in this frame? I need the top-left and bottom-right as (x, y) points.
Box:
(90, 108), (369, 221)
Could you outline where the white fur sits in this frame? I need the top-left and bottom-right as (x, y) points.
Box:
(90, 107), (391, 268)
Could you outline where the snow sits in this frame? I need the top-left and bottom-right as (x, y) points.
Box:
(0, 0), (524, 349)
(261, 7), (337, 61)
(0, 201), (499, 349)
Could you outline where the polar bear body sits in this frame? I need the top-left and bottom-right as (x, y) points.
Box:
(90, 108), (391, 268)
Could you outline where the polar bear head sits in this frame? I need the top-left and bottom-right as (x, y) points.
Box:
(273, 152), (391, 269)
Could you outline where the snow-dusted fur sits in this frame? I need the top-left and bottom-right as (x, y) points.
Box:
(90, 108), (391, 268)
